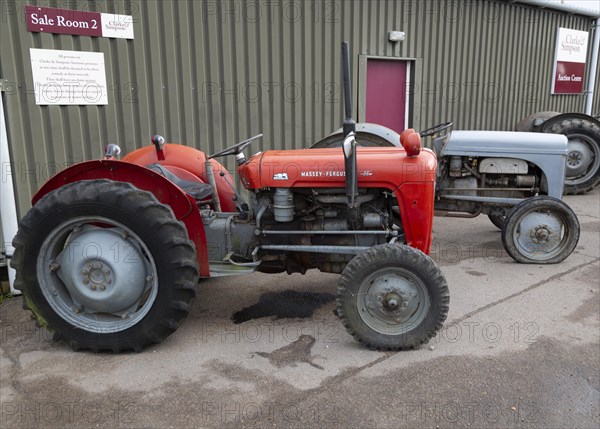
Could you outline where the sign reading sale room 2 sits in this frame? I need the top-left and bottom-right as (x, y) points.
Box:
(25, 5), (134, 39)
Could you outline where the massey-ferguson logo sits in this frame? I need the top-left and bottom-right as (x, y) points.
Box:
(297, 170), (374, 178)
(300, 171), (345, 177)
(273, 170), (374, 180)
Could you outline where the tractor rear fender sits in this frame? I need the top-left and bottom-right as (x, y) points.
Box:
(515, 111), (562, 132)
(533, 112), (600, 131)
(311, 123), (400, 148)
(122, 144), (237, 212)
(32, 160), (210, 277)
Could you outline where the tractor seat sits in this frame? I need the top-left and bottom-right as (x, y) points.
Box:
(146, 163), (213, 200)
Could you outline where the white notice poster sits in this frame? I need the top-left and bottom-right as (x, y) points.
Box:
(30, 48), (108, 105)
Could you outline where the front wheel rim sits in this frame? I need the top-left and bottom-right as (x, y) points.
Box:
(512, 209), (570, 261)
(37, 216), (159, 334)
(357, 268), (430, 335)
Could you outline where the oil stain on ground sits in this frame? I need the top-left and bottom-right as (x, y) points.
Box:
(231, 290), (335, 324)
(466, 270), (487, 277)
(255, 334), (324, 370)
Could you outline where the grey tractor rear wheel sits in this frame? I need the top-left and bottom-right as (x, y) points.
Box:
(501, 196), (579, 264)
(337, 243), (449, 350)
(11, 180), (198, 352)
(540, 116), (600, 195)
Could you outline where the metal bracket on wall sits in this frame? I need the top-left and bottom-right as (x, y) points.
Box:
(0, 79), (9, 92)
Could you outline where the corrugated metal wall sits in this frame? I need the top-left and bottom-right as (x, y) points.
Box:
(594, 51), (600, 115)
(0, 0), (596, 216)
(0, 217), (5, 267)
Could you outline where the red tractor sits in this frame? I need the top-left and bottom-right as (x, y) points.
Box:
(12, 43), (449, 352)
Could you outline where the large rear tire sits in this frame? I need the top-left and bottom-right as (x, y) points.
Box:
(336, 244), (449, 350)
(11, 180), (198, 352)
(501, 196), (579, 264)
(539, 116), (600, 195)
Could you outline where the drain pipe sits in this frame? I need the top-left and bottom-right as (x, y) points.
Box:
(0, 93), (20, 294)
(585, 18), (600, 115)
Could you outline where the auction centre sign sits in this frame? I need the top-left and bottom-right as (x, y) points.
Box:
(552, 27), (589, 94)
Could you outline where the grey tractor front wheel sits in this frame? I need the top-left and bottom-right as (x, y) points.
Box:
(11, 180), (198, 352)
(337, 244), (449, 350)
(501, 196), (579, 264)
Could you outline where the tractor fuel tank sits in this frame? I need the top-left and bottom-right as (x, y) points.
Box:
(237, 147), (437, 190)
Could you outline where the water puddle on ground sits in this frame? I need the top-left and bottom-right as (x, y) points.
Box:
(255, 334), (324, 370)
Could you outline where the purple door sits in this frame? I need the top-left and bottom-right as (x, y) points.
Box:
(365, 59), (408, 133)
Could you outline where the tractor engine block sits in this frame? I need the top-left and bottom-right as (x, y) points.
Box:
(258, 188), (394, 274)
(202, 188), (397, 275)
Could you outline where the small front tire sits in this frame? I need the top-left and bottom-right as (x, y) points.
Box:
(501, 196), (579, 264)
(337, 244), (449, 350)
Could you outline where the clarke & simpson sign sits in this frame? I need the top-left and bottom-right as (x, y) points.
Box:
(552, 27), (589, 94)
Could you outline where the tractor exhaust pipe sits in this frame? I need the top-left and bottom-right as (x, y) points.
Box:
(341, 42), (359, 221)
(342, 42), (356, 137)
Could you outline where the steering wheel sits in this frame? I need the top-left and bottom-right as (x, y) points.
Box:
(420, 122), (453, 137)
(208, 134), (263, 159)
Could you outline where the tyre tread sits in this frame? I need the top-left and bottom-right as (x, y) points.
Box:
(11, 179), (199, 353)
(501, 196), (580, 264)
(336, 243), (449, 351)
(542, 117), (600, 195)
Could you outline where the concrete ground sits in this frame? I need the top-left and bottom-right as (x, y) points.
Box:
(1, 189), (598, 428)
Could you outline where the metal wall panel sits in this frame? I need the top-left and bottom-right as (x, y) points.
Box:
(0, 216), (5, 267)
(0, 0), (595, 216)
(594, 51), (600, 115)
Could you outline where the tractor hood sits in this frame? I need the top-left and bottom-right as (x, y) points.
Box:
(442, 130), (568, 199)
(443, 130), (568, 157)
(237, 147), (437, 190)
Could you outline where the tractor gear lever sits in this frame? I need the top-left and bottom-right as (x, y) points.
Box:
(219, 170), (247, 212)
(104, 144), (121, 159)
(152, 135), (166, 160)
(152, 134), (165, 150)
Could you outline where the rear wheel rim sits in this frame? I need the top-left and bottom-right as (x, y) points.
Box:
(357, 268), (430, 335)
(37, 216), (159, 333)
